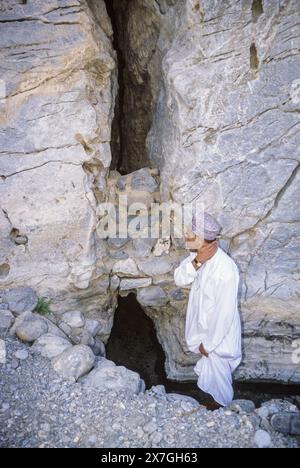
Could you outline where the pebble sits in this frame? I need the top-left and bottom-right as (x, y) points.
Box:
(254, 430), (272, 448)
(143, 421), (157, 434)
(207, 421), (215, 428)
(1, 403), (10, 412)
(14, 350), (29, 360)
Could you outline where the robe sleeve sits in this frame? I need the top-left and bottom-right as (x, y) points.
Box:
(174, 254), (197, 287)
(201, 269), (239, 354)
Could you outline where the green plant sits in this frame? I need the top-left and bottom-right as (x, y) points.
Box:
(35, 297), (52, 316)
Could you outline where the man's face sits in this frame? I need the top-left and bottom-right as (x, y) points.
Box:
(184, 231), (204, 250)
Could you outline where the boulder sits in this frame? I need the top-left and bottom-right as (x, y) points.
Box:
(11, 312), (48, 343)
(51, 345), (95, 381)
(131, 238), (155, 258)
(0, 339), (6, 364)
(14, 349), (29, 361)
(84, 319), (102, 337)
(117, 168), (158, 193)
(166, 393), (200, 407)
(254, 430), (272, 449)
(80, 358), (145, 395)
(137, 286), (168, 307)
(92, 338), (106, 357)
(271, 412), (300, 436)
(3, 288), (38, 316)
(229, 400), (256, 414)
(32, 333), (72, 359)
(60, 311), (85, 328)
(107, 237), (129, 249)
(137, 257), (173, 276)
(120, 278), (152, 291)
(0, 310), (15, 331)
(131, 168), (158, 192)
(112, 258), (139, 276)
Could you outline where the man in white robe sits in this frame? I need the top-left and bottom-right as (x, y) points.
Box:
(174, 213), (242, 408)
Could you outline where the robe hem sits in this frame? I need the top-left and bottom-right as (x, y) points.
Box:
(196, 380), (228, 407)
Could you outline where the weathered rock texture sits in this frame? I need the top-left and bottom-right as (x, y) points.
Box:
(146, 0), (300, 382)
(0, 0), (117, 305)
(0, 0), (299, 384)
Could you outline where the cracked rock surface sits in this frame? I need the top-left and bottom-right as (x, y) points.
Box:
(0, 0), (117, 293)
(0, 0), (299, 385)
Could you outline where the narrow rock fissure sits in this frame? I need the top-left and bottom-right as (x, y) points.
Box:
(250, 42), (259, 70)
(104, 0), (155, 174)
(104, 0), (126, 173)
(251, 0), (264, 23)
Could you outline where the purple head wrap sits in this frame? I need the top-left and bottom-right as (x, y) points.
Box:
(192, 212), (222, 240)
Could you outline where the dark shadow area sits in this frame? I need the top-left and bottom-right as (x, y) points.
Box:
(103, 0), (127, 173)
(252, 0), (264, 23)
(234, 380), (300, 408)
(106, 293), (168, 388)
(103, 0), (157, 174)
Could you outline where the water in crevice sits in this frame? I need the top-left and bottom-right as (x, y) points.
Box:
(105, 293), (300, 408)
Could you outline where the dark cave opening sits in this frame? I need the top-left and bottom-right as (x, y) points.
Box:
(105, 293), (300, 408)
(105, 293), (168, 389)
(104, 0), (157, 174)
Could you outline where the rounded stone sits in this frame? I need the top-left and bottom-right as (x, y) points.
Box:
(15, 315), (48, 342)
(0, 310), (15, 331)
(60, 311), (85, 328)
(51, 345), (95, 381)
(14, 349), (29, 360)
(32, 333), (72, 359)
(254, 429), (272, 448)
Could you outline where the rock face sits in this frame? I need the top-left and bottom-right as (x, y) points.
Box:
(0, 0), (117, 298)
(146, 0), (300, 382)
(0, 0), (299, 385)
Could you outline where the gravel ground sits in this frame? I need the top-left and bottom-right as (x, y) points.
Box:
(0, 333), (299, 448)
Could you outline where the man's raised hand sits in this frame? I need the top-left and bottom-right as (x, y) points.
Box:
(196, 240), (218, 264)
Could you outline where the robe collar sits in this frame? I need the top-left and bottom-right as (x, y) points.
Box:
(192, 247), (222, 291)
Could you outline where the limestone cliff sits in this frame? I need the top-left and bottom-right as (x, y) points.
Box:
(0, 0), (299, 384)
